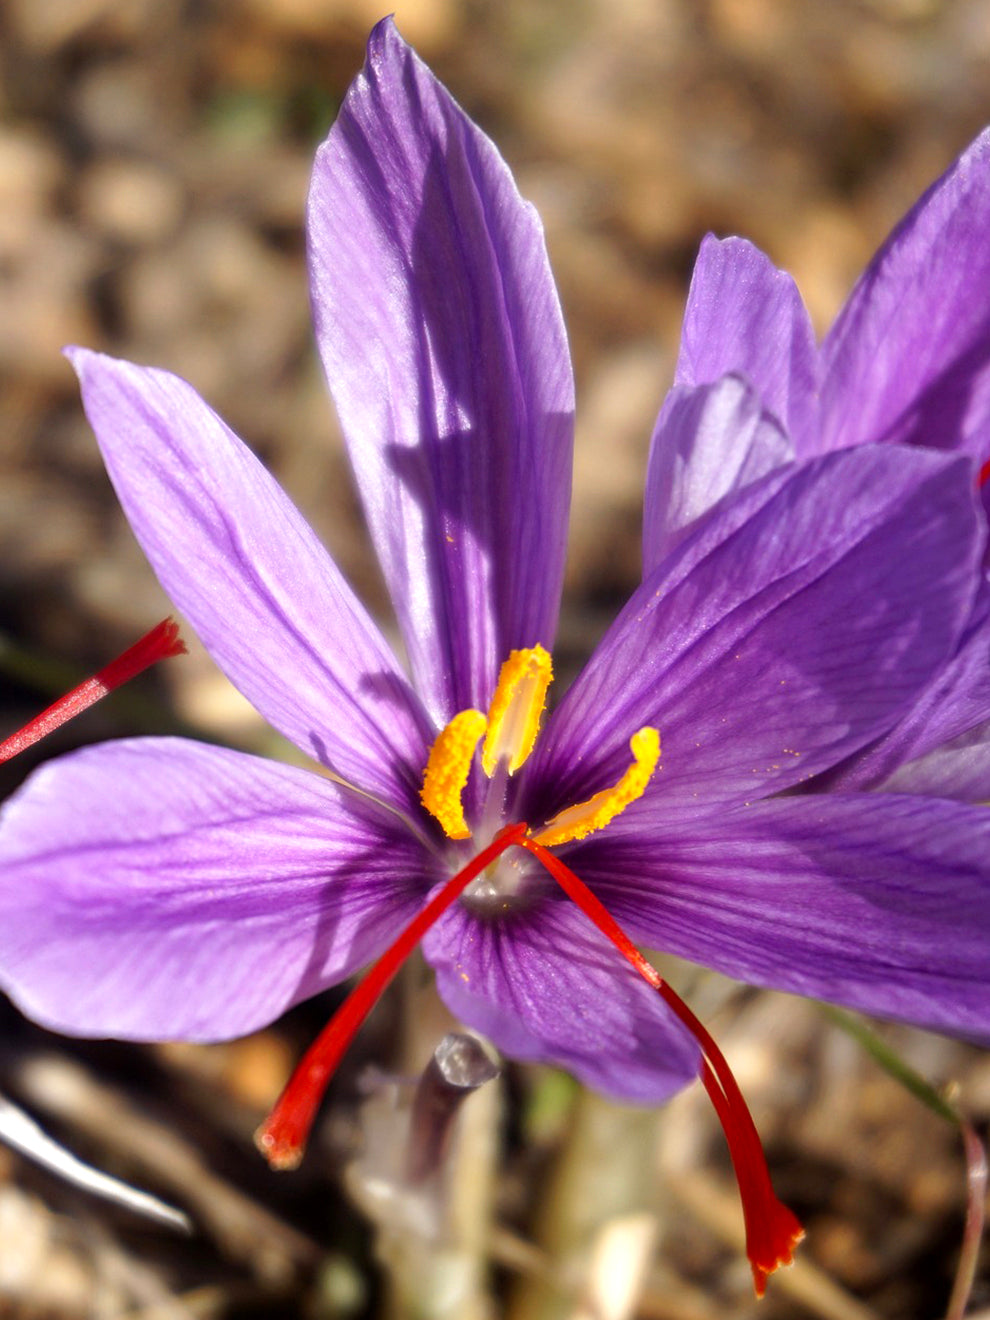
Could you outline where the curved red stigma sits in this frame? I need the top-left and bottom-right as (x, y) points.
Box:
(0, 617), (186, 763)
(520, 836), (804, 1298)
(979, 455), (990, 490)
(255, 821), (527, 1170)
(257, 821), (802, 1297)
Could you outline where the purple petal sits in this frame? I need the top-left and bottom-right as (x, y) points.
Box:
(820, 582), (990, 793)
(422, 896), (698, 1102)
(0, 739), (433, 1040)
(576, 793), (990, 1042)
(880, 720), (990, 801)
(675, 234), (819, 455)
(67, 348), (432, 812)
(525, 446), (981, 823)
(821, 129), (990, 470)
(643, 375), (794, 575)
(308, 19), (574, 724)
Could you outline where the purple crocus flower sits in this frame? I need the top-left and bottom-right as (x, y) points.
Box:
(2, 19), (990, 1294)
(649, 139), (990, 802)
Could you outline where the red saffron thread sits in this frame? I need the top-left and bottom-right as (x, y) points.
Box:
(257, 822), (802, 1295)
(520, 836), (804, 1297)
(255, 821), (528, 1170)
(979, 456), (990, 489)
(0, 617), (186, 763)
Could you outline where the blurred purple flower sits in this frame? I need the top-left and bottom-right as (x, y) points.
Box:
(1, 18), (990, 1292)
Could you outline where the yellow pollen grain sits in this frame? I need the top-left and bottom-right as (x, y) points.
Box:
(481, 645), (553, 777)
(532, 726), (661, 848)
(420, 708), (487, 840)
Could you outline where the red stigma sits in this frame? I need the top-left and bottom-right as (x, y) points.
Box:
(257, 825), (802, 1296)
(0, 617), (186, 763)
(979, 456), (990, 490)
(255, 822), (528, 1170)
(520, 837), (804, 1297)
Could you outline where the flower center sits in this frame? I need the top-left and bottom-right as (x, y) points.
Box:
(419, 645), (661, 852)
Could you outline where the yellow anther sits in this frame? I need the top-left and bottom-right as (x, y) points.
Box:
(481, 646), (553, 777)
(531, 727), (661, 848)
(420, 709), (488, 840)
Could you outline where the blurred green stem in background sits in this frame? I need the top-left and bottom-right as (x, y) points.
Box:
(823, 1005), (986, 1320)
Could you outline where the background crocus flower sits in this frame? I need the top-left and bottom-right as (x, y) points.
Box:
(670, 127), (990, 480)
(646, 137), (990, 807)
(2, 17), (990, 1294)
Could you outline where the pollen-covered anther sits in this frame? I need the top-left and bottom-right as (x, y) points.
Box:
(420, 709), (487, 840)
(481, 645), (553, 776)
(532, 726), (660, 848)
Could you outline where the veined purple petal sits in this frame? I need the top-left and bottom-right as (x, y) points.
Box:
(821, 129), (990, 469)
(0, 739), (433, 1040)
(643, 375), (794, 574)
(525, 447), (981, 823)
(577, 794), (990, 1043)
(308, 18), (574, 725)
(675, 234), (818, 455)
(422, 897), (698, 1103)
(819, 582), (990, 793)
(67, 348), (432, 812)
(880, 720), (990, 801)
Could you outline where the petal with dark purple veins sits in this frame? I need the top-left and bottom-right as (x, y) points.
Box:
(675, 234), (818, 455)
(526, 447), (981, 822)
(308, 18), (574, 724)
(821, 129), (990, 467)
(819, 581), (990, 793)
(879, 720), (990, 802)
(643, 375), (794, 574)
(0, 739), (433, 1040)
(423, 896), (699, 1102)
(576, 793), (990, 1043)
(67, 348), (432, 812)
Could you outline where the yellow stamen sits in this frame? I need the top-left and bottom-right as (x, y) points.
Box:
(531, 727), (661, 848)
(481, 646), (553, 776)
(420, 709), (487, 840)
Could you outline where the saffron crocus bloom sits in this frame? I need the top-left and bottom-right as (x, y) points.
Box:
(3, 21), (990, 1296)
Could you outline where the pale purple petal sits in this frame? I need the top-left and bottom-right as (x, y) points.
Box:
(0, 739), (433, 1040)
(643, 375), (794, 574)
(308, 19), (574, 724)
(675, 234), (818, 455)
(576, 794), (990, 1042)
(67, 348), (432, 812)
(821, 129), (990, 468)
(423, 897), (698, 1102)
(525, 447), (981, 823)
